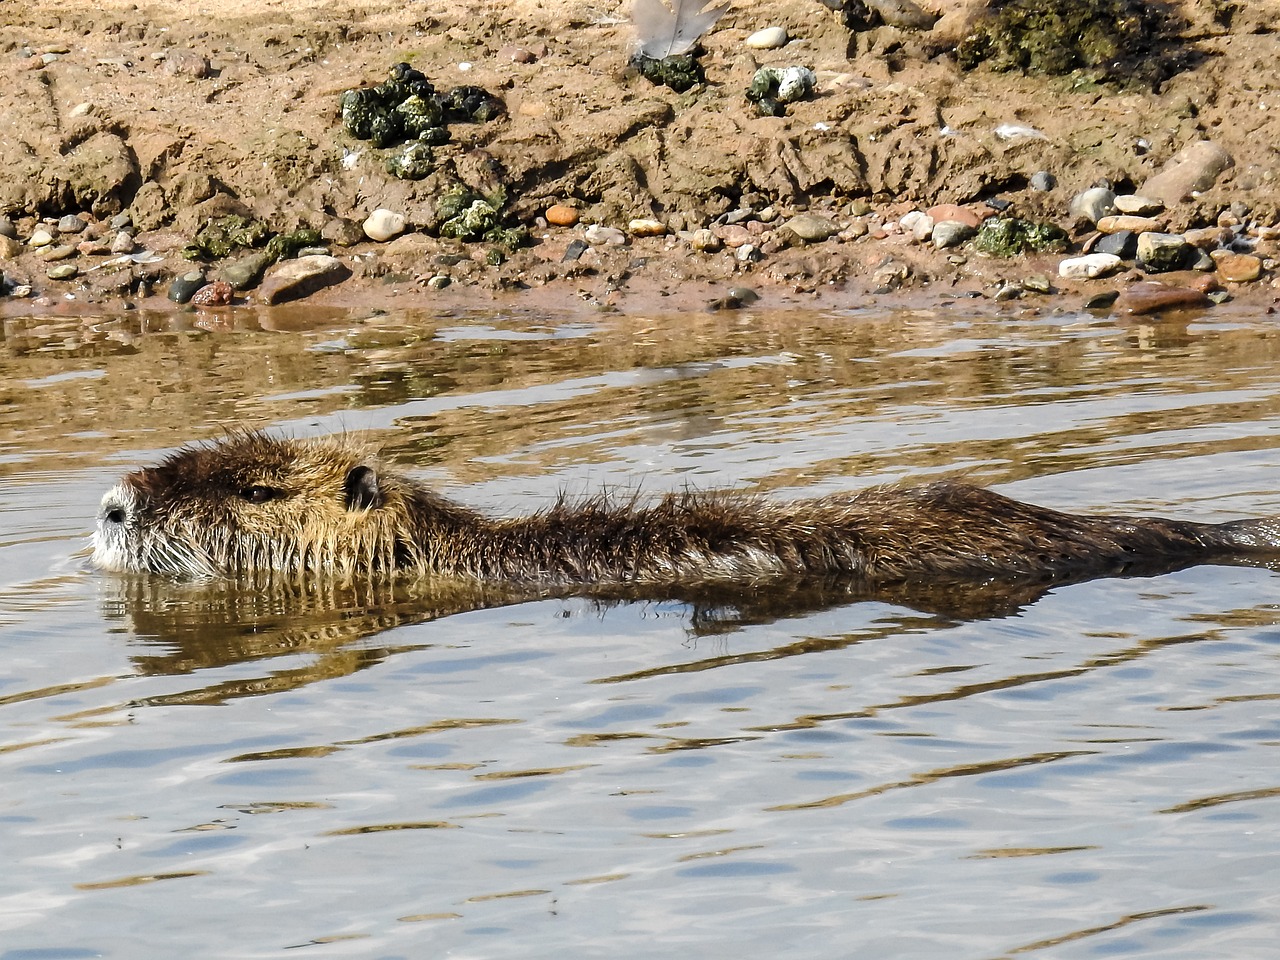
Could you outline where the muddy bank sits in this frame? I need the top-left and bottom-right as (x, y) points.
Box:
(1, 0), (1278, 317)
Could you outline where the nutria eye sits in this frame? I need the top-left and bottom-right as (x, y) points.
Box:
(240, 485), (278, 503)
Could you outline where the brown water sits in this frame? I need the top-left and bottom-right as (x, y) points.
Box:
(2, 302), (1279, 959)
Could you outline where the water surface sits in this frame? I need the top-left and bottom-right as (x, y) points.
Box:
(2, 303), (1278, 958)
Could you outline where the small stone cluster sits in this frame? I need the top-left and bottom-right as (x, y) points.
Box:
(0, 211), (140, 291)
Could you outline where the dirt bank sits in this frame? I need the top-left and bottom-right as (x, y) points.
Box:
(1, 0), (1278, 317)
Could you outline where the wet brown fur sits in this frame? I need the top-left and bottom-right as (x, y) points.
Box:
(92, 431), (1280, 584)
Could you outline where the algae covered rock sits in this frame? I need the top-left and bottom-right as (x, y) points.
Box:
(974, 218), (1069, 257)
(183, 215), (272, 260)
(631, 53), (706, 93)
(956, 0), (1180, 82)
(437, 187), (528, 249)
(746, 66), (816, 117)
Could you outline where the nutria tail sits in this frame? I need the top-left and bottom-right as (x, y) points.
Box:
(1203, 517), (1280, 554)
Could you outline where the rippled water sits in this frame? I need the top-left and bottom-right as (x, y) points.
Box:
(2, 303), (1279, 959)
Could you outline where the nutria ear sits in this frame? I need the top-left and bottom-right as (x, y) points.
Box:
(344, 465), (383, 511)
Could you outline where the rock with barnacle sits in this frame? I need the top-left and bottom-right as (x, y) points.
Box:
(746, 66), (816, 117)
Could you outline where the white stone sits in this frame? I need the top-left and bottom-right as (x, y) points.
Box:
(1113, 194), (1165, 215)
(584, 224), (627, 246)
(29, 229), (54, 247)
(745, 26), (789, 50)
(1058, 253), (1122, 279)
(363, 209), (406, 242)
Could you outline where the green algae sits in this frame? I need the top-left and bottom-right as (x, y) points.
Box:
(973, 218), (1069, 257)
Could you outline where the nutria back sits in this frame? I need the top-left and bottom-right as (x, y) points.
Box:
(92, 431), (1280, 584)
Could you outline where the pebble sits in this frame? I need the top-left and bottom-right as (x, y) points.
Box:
(1136, 232), (1191, 272)
(1068, 187), (1116, 225)
(925, 204), (982, 229)
(690, 228), (722, 252)
(190, 281), (234, 306)
(628, 218), (666, 237)
(1139, 140), (1233, 206)
(1212, 251), (1263, 282)
(1112, 194), (1164, 215)
(1022, 274), (1053, 294)
(168, 270), (207, 304)
(781, 214), (841, 243)
(584, 224), (627, 246)
(426, 274), (451, 290)
(1117, 281), (1211, 315)
(1096, 215), (1163, 234)
(76, 239), (110, 256)
(932, 221), (976, 249)
(57, 214), (87, 234)
(29, 228), (54, 248)
(46, 264), (78, 280)
(561, 239), (589, 262)
(1183, 226), (1230, 249)
(363, 209), (406, 242)
(899, 211), (934, 242)
(745, 26), (789, 49)
(109, 213), (133, 231)
(1093, 230), (1137, 259)
(164, 49), (211, 78)
(714, 223), (754, 247)
(1084, 290), (1120, 309)
(1058, 253), (1123, 279)
(221, 250), (276, 290)
(545, 204), (579, 227)
(735, 243), (762, 263)
(38, 244), (77, 262)
(1029, 171), (1057, 192)
(109, 231), (136, 254)
(259, 255), (352, 304)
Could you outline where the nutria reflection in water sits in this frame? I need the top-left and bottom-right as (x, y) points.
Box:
(92, 432), (1280, 588)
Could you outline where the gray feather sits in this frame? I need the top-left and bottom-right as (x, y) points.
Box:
(632, 0), (730, 59)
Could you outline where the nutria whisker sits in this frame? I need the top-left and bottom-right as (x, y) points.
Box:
(91, 431), (1280, 586)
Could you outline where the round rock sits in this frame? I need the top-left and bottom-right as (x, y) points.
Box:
(1058, 253), (1122, 280)
(1136, 232), (1191, 272)
(545, 204), (579, 227)
(782, 214), (841, 243)
(46, 264), (78, 280)
(1112, 194), (1164, 216)
(746, 26), (789, 49)
(584, 224), (627, 246)
(363, 209), (406, 242)
(932, 221), (976, 249)
(1068, 187), (1116, 225)
(1212, 251), (1263, 283)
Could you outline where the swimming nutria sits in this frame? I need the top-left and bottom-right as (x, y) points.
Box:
(92, 431), (1280, 584)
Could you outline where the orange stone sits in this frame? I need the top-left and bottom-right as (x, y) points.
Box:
(545, 204), (579, 227)
(925, 203), (982, 228)
(1211, 251), (1263, 283)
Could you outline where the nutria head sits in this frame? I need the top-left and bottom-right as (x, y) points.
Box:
(92, 432), (420, 579)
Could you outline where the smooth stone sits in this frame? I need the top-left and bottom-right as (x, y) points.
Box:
(76, 239), (110, 256)
(363, 209), (406, 242)
(1084, 290), (1120, 309)
(1093, 230), (1137, 259)
(899, 211), (934, 242)
(0, 235), (21, 259)
(561, 238), (589, 262)
(545, 204), (580, 227)
(1068, 187), (1116, 224)
(1022, 274), (1053, 294)
(1136, 232), (1191, 272)
(321, 218), (365, 247)
(1140, 140), (1233, 206)
(932, 221), (976, 249)
(782, 214), (841, 242)
(735, 243), (762, 263)
(1211, 251), (1263, 282)
(38, 244), (77, 261)
(1183, 226), (1230, 249)
(1190, 248), (1215, 271)
(715, 223), (753, 247)
(46, 264), (78, 280)
(1096, 215), (1163, 234)
(689, 228), (722, 252)
(746, 26), (789, 49)
(258, 255), (352, 304)
(109, 231), (136, 254)
(584, 224), (627, 246)
(220, 250), (276, 290)
(57, 214), (87, 234)
(1113, 194), (1164, 215)
(1117, 282), (1212, 315)
(1058, 253), (1123, 279)
(168, 271), (207, 304)
(109, 213), (133, 231)
(628, 218), (667, 237)
(190, 281), (234, 306)
(426, 274), (451, 290)
(1029, 171), (1057, 192)
(925, 203), (982, 228)
(29, 228), (54, 247)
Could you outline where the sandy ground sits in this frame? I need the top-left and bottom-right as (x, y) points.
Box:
(2, 0), (1279, 317)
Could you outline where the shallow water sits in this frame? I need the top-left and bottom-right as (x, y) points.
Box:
(2, 302), (1279, 959)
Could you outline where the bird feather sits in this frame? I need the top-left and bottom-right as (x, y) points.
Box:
(631, 0), (730, 59)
